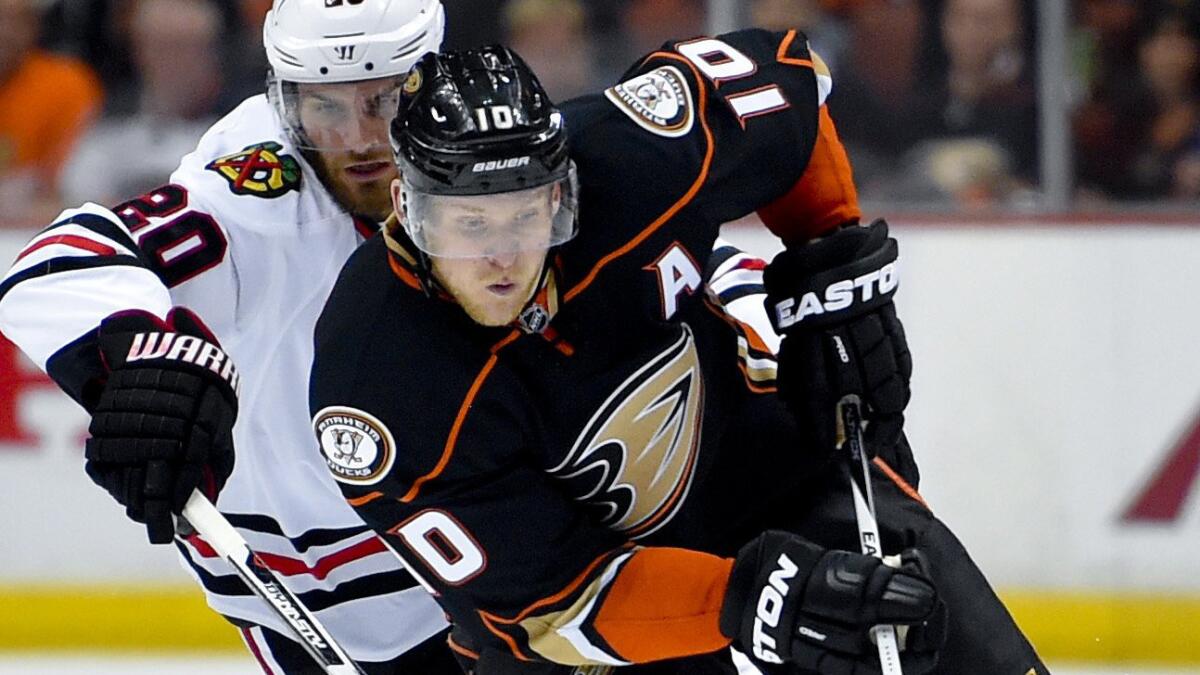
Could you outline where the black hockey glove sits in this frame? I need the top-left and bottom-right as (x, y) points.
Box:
(84, 308), (238, 544)
(720, 530), (945, 674)
(764, 219), (911, 459)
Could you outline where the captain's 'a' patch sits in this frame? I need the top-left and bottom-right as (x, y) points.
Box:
(313, 406), (396, 485)
(604, 66), (694, 138)
(206, 141), (301, 198)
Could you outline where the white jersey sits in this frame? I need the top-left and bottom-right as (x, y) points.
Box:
(0, 95), (447, 662)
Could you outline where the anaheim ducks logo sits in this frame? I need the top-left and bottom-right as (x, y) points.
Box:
(313, 406), (396, 485)
(549, 324), (703, 539)
(206, 141), (302, 198)
(604, 66), (694, 138)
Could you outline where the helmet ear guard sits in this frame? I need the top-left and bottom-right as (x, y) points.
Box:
(396, 188), (414, 233)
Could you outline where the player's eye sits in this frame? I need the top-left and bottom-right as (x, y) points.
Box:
(456, 218), (488, 236)
(368, 89), (402, 117)
(309, 98), (348, 119)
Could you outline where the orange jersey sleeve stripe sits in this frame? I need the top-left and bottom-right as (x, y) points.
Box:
(484, 546), (635, 627)
(739, 319), (774, 355)
(386, 251), (423, 291)
(701, 298), (779, 394)
(346, 491), (384, 507)
(447, 634), (480, 661)
(400, 330), (520, 503)
(776, 30), (814, 68)
(873, 457), (930, 510)
(592, 547), (734, 663)
(478, 610), (534, 661)
(477, 546), (636, 662)
(757, 105), (861, 245)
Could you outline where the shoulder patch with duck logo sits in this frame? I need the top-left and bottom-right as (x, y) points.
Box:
(206, 141), (302, 198)
(604, 66), (695, 138)
(313, 406), (396, 485)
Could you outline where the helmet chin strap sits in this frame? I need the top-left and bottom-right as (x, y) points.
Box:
(416, 249), (438, 300)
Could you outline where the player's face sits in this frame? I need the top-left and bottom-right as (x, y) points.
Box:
(433, 247), (547, 326)
(401, 186), (556, 327)
(296, 78), (403, 220)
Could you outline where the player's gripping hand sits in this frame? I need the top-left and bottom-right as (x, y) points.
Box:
(763, 219), (911, 458)
(719, 530), (945, 674)
(84, 308), (238, 544)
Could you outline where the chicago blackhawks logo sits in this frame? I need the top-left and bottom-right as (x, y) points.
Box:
(313, 406), (396, 485)
(549, 324), (703, 539)
(604, 66), (694, 138)
(206, 142), (301, 198)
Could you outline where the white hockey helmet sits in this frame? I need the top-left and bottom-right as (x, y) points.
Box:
(264, 0), (444, 83)
(264, 0), (445, 152)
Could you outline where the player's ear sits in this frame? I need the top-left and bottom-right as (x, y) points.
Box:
(390, 178), (405, 220)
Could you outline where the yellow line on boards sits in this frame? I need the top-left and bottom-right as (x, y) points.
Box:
(0, 586), (242, 652)
(1, 585), (1198, 665)
(1002, 590), (1200, 665)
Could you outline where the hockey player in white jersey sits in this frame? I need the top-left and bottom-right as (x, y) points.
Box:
(0, 1), (460, 672)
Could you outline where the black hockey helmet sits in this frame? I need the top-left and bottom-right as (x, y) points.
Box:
(391, 46), (572, 194)
(389, 46), (578, 258)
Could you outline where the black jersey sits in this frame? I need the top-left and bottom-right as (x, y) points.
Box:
(311, 29), (855, 669)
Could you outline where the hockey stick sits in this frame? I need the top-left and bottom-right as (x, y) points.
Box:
(179, 490), (367, 675)
(838, 396), (904, 675)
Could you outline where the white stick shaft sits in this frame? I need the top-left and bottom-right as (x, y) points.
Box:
(850, 477), (905, 675)
(180, 490), (366, 675)
(839, 397), (904, 675)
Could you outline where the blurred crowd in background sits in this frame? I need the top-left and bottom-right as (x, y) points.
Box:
(0, 0), (1198, 230)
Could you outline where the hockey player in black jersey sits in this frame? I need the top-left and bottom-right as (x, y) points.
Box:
(311, 36), (1050, 674)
